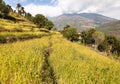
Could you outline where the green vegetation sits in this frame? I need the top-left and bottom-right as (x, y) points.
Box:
(16, 3), (25, 16)
(0, 0), (11, 18)
(33, 14), (54, 30)
(81, 28), (96, 44)
(81, 29), (120, 56)
(61, 25), (79, 41)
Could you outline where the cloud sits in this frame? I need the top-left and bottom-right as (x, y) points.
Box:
(24, 0), (120, 19)
(24, 3), (63, 17)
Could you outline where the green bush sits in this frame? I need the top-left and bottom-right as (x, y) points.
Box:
(61, 26), (79, 41)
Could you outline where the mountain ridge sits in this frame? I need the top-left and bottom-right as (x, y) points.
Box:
(51, 13), (118, 32)
(97, 20), (120, 39)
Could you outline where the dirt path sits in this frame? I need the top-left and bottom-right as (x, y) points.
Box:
(40, 37), (57, 84)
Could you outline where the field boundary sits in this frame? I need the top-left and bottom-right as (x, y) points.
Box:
(40, 37), (58, 84)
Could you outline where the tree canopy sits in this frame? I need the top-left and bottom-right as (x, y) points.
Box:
(61, 25), (79, 41)
(33, 14), (54, 30)
(0, 1), (10, 18)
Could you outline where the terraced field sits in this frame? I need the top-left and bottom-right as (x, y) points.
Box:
(49, 34), (120, 84)
(0, 33), (120, 84)
(0, 37), (49, 84)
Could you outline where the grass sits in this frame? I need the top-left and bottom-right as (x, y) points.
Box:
(0, 32), (120, 83)
(49, 33), (120, 84)
(0, 18), (39, 32)
(0, 32), (50, 43)
(0, 37), (49, 84)
(1, 15), (120, 83)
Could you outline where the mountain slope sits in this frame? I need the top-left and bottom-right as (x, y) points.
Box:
(79, 13), (118, 25)
(51, 14), (95, 32)
(51, 13), (118, 32)
(97, 21), (120, 39)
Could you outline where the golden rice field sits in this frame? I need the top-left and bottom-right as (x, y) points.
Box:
(0, 32), (48, 38)
(0, 18), (39, 32)
(49, 33), (120, 84)
(0, 32), (120, 84)
(0, 37), (49, 84)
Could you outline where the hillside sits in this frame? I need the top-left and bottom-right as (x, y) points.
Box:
(0, 13), (120, 83)
(97, 21), (120, 39)
(0, 2), (120, 83)
(0, 12), (52, 44)
(79, 13), (117, 25)
(0, 32), (120, 83)
(51, 13), (118, 32)
(51, 14), (95, 31)
(0, 12), (38, 32)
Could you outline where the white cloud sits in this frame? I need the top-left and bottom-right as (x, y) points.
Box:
(24, 0), (120, 19)
(24, 4), (63, 17)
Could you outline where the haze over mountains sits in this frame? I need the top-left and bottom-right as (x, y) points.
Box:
(51, 13), (118, 32)
(97, 21), (120, 39)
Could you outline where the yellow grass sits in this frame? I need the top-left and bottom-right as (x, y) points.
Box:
(0, 18), (39, 32)
(0, 37), (49, 84)
(49, 33), (120, 84)
(0, 32), (120, 83)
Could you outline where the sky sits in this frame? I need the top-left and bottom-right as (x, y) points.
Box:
(4, 0), (120, 19)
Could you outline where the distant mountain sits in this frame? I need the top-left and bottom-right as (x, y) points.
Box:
(51, 13), (118, 32)
(51, 14), (95, 31)
(96, 21), (120, 39)
(79, 13), (117, 25)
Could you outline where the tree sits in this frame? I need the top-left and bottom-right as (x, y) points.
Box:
(92, 31), (105, 50)
(105, 35), (120, 55)
(25, 13), (33, 21)
(0, 0), (3, 3)
(0, 3), (10, 18)
(33, 14), (54, 30)
(16, 3), (25, 16)
(112, 40), (120, 55)
(64, 25), (70, 30)
(33, 14), (47, 28)
(16, 3), (21, 14)
(105, 35), (117, 45)
(81, 28), (96, 44)
(45, 20), (54, 30)
(98, 40), (109, 52)
(61, 25), (79, 41)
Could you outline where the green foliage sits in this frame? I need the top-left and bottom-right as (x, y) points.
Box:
(25, 13), (33, 21)
(16, 3), (25, 16)
(0, 0), (3, 3)
(92, 31), (105, 45)
(61, 25), (79, 41)
(33, 14), (47, 28)
(98, 35), (120, 55)
(98, 41), (109, 52)
(112, 40), (120, 55)
(33, 14), (54, 30)
(0, 3), (10, 18)
(105, 35), (117, 45)
(81, 28), (96, 44)
(45, 20), (54, 30)
(64, 24), (70, 30)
